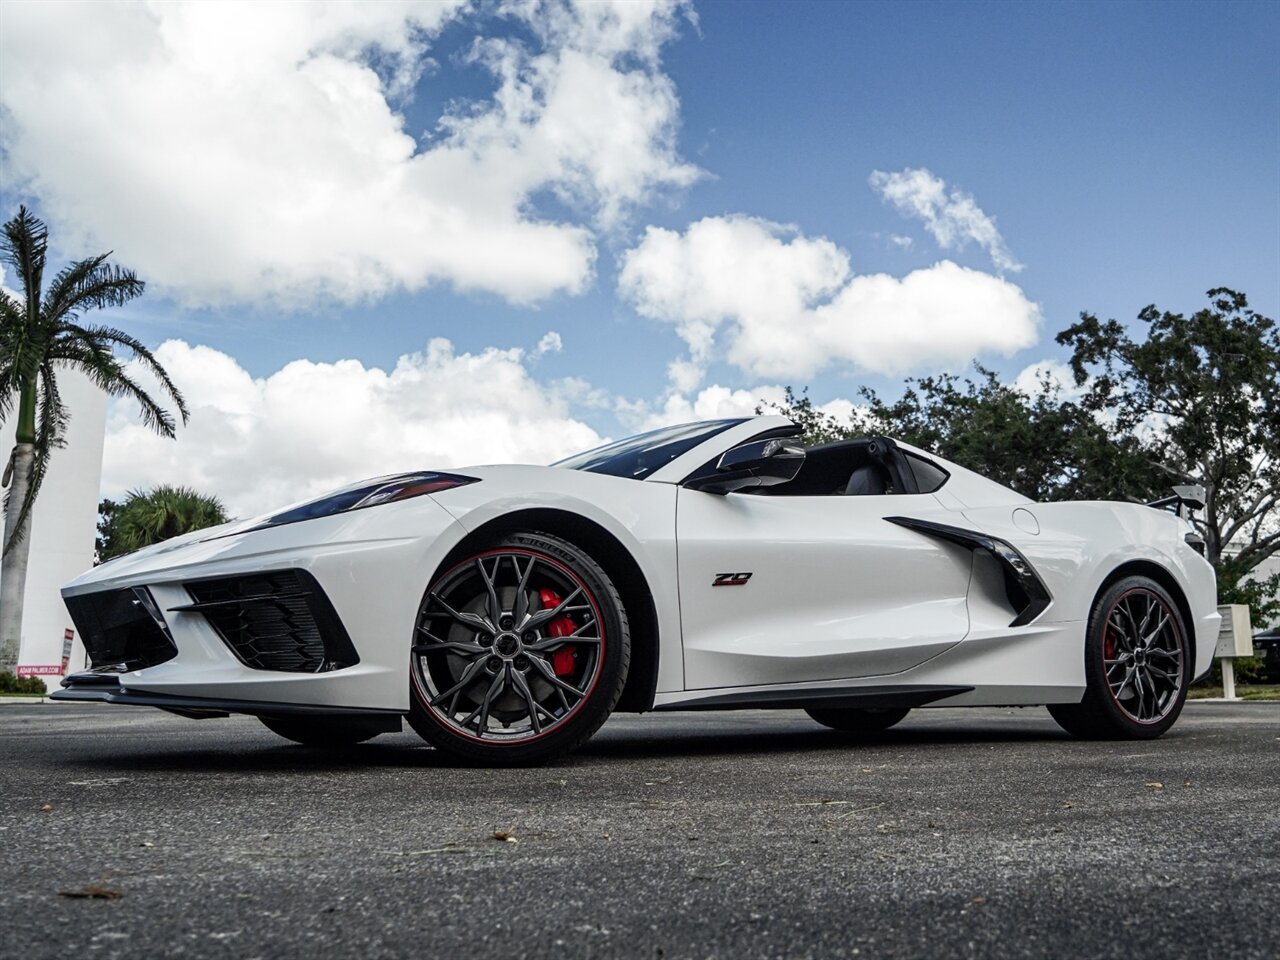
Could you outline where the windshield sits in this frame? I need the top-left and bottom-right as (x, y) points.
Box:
(554, 419), (744, 480)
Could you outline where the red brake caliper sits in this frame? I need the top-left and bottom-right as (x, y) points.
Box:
(538, 588), (579, 677)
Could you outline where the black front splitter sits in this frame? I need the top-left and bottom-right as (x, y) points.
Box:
(53, 673), (404, 727)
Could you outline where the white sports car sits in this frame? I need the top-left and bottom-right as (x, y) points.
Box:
(57, 416), (1219, 764)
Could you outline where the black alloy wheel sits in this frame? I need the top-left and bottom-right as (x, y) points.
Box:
(408, 532), (630, 765)
(805, 706), (911, 735)
(1049, 575), (1190, 740)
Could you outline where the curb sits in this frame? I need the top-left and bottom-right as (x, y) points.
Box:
(0, 696), (54, 704)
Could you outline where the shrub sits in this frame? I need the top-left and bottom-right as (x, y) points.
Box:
(0, 672), (49, 695)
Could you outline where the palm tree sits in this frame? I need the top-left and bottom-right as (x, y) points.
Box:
(0, 206), (187, 674)
(97, 486), (229, 563)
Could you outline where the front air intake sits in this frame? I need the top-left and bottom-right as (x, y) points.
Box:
(63, 587), (178, 672)
(173, 569), (359, 673)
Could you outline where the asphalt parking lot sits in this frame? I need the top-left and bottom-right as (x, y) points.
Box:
(2, 702), (1277, 959)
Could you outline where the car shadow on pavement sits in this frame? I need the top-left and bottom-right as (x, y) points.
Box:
(54, 719), (1072, 774)
(580, 723), (1071, 760)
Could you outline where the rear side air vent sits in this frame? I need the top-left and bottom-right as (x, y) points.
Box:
(173, 570), (359, 673)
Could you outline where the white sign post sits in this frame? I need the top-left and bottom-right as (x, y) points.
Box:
(1216, 604), (1255, 700)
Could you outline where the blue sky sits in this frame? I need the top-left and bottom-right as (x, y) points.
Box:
(1, 0), (1276, 513)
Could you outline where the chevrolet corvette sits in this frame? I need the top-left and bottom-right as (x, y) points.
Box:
(56, 416), (1219, 764)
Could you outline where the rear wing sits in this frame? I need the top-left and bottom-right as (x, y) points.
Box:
(1147, 485), (1206, 521)
(1148, 485), (1207, 556)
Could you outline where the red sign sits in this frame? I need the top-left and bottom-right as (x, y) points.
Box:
(17, 665), (63, 677)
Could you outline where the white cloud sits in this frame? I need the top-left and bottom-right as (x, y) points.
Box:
(535, 331), (563, 355)
(618, 215), (1040, 381)
(888, 234), (914, 249)
(0, 0), (696, 306)
(869, 167), (1022, 273)
(1013, 359), (1083, 400)
(102, 339), (603, 517)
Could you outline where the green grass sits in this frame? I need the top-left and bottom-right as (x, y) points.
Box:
(1188, 684), (1280, 701)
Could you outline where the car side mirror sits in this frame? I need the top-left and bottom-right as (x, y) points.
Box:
(685, 439), (806, 495)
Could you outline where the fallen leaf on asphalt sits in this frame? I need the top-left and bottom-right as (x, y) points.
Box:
(140, 841), (155, 848)
(59, 885), (124, 900)
(1183, 781), (1193, 788)
(1061, 802), (1073, 809)
(39, 804), (53, 813)
(860, 768), (874, 774)
(971, 896), (987, 905)
(1145, 782), (1164, 790)
(492, 831), (519, 843)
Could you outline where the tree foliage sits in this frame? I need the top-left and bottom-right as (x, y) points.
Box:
(1057, 288), (1279, 620)
(1, 205), (189, 551)
(764, 288), (1280, 624)
(97, 486), (229, 562)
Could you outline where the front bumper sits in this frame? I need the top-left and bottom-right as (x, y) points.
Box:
(57, 494), (465, 712)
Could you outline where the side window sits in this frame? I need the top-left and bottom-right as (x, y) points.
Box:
(904, 452), (949, 493)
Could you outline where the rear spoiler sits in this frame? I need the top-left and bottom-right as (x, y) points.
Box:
(1148, 485), (1207, 556)
(1147, 485), (1205, 520)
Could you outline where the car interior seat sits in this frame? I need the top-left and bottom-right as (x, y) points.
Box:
(843, 463), (888, 496)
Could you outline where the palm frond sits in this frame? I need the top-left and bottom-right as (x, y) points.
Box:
(42, 256), (146, 326)
(1, 206), (48, 315)
(57, 322), (189, 426)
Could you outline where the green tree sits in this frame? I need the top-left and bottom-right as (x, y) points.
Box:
(0, 206), (188, 674)
(1057, 288), (1280, 622)
(96, 486), (229, 563)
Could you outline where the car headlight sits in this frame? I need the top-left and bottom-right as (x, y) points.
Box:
(253, 472), (478, 530)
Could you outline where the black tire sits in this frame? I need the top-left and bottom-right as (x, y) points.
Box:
(1048, 575), (1190, 740)
(408, 531), (630, 766)
(805, 706), (910, 734)
(259, 715), (384, 747)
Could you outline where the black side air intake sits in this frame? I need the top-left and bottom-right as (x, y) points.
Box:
(885, 516), (1053, 627)
(63, 587), (178, 672)
(171, 569), (359, 673)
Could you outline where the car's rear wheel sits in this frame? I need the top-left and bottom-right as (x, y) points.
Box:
(408, 532), (630, 765)
(1049, 575), (1190, 740)
(805, 706), (910, 734)
(258, 715), (385, 747)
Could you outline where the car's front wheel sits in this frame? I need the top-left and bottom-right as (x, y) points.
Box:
(1048, 575), (1190, 740)
(408, 532), (630, 765)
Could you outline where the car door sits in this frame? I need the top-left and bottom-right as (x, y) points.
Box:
(675, 486), (973, 690)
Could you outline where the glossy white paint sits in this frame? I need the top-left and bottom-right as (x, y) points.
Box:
(60, 415), (1220, 716)
(675, 489), (971, 688)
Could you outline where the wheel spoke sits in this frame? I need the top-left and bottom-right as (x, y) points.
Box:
(413, 639), (487, 656)
(520, 587), (584, 632)
(428, 594), (494, 634)
(509, 668), (547, 734)
(460, 667), (506, 736)
(428, 655), (491, 709)
(527, 654), (589, 702)
(476, 556), (503, 627)
(1141, 612), (1170, 647)
(512, 555), (536, 624)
